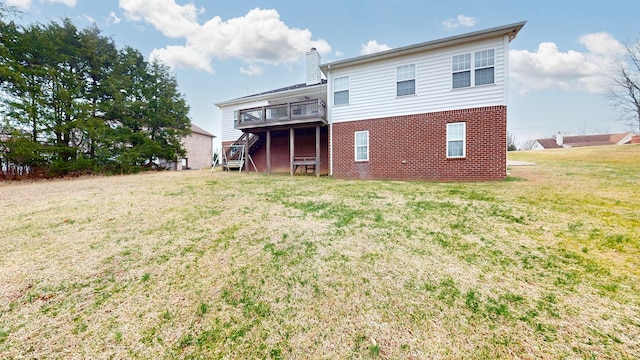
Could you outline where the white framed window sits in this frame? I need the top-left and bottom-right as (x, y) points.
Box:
(396, 64), (415, 96)
(334, 76), (349, 105)
(452, 53), (471, 89)
(355, 130), (369, 161)
(474, 49), (495, 85)
(451, 49), (495, 88)
(446, 122), (466, 158)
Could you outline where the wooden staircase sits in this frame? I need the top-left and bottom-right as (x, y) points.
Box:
(222, 133), (264, 171)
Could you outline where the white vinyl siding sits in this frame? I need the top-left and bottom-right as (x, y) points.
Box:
(447, 122), (466, 158)
(220, 107), (243, 142)
(219, 100), (267, 142)
(355, 131), (369, 161)
(334, 76), (349, 105)
(329, 36), (507, 124)
(396, 64), (416, 96)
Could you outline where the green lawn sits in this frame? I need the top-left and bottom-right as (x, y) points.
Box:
(1, 145), (639, 359)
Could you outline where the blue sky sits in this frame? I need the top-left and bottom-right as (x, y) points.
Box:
(4, 0), (640, 148)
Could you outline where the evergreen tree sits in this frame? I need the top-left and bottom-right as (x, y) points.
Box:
(1, 15), (192, 177)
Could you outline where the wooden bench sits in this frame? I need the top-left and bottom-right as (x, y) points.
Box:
(292, 156), (317, 175)
(223, 160), (244, 172)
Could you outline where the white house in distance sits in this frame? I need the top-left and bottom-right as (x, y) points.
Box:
(177, 124), (215, 170)
(216, 21), (526, 181)
(532, 131), (639, 150)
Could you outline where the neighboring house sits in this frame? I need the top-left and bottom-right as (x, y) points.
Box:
(177, 124), (215, 170)
(532, 131), (638, 150)
(216, 21), (526, 181)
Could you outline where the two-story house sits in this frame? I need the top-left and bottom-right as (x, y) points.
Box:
(216, 21), (525, 181)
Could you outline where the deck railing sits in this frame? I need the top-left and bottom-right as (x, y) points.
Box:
(236, 99), (326, 129)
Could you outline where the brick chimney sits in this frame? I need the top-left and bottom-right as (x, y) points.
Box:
(306, 48), (322, 85)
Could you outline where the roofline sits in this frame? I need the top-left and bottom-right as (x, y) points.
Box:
(320, 21), (526, 73)
(535, 131), (637, 142)
(215, 82), (327, 108)
(191, 124), (216, 138)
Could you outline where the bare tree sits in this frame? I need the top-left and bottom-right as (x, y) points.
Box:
(507, 131), (518, 151)
(608, 42), (640, 131)
(519, 139), (536, 151)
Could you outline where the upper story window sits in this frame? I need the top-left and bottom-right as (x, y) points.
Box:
(451, 49), (495, 88)
(355, 130), (369, 161)
(452, 54), (471, 89)
(334, 76), (349, 105)
(474, 49), (495, 85)
(396, 64), (416, 96)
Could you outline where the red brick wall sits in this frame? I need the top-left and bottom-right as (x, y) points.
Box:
(632, 135), (640, 144)
(331, 106), (507, 181)
(248, 127), (329, 174)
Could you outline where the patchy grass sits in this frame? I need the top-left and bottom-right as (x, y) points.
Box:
(0, 145), (639, 358)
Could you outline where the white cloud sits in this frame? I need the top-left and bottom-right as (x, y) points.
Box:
(119, 1), (331, 72)
(120, 0), (202, 38)
(48, 0), (77, 6)
(510, 32), (625, 94)
(240, 64), (264, 76)
(81, 14), (96, 24)
(150, 46), (213, 73)
(5, 0), (75, 10)
(5, 0), (31, 10)
(442, 15), (477, 30)
(107, 12), (122, 25)
(335, 50), (343, 57)
(360, 40), (391, 55)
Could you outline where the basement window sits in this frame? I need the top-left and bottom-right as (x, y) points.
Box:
(355, 130), (369, 161)
(446, 122), (466, 158)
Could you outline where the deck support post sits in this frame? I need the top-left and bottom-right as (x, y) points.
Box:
(266, 130), (271, 174)
(315, 126), (320, 177)
(244, 132), (250, 172)
(289, 128), (295, 176)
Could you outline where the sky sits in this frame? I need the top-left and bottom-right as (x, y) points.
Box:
(3, 0), (640, 149)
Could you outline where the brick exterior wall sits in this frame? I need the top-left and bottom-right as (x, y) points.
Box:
(229, 127), (329, 174)
(182, 132), (213, 169)
(331, 106), (507, 181)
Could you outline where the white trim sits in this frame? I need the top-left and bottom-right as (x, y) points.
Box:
(446, 122), (466, 158)
(333, 75), (350, 105)
(319, 21), (525, 73)
(503, 35), (510, 105)
(328, 70), (334, 176)
(354, 130), (369, 162)
(396, 63), (416, 97)
(451, 49), (495, 89)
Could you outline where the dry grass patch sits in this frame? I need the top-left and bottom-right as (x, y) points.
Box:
(1, 145), (639, 359)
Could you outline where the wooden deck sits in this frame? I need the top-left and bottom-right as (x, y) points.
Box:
(236, 99), (326, 130)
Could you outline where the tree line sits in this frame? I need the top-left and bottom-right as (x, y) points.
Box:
(0, 11), (191, 179)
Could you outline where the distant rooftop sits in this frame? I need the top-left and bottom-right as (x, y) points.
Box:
(535, 131), (636, 149)
(191, 124), (215, 138)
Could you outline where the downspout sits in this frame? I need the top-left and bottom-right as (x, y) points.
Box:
(503, 34), (510, 177)
(327, 64), (333, 177)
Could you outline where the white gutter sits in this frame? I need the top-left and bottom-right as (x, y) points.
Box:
(327, 64), (333, 177)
